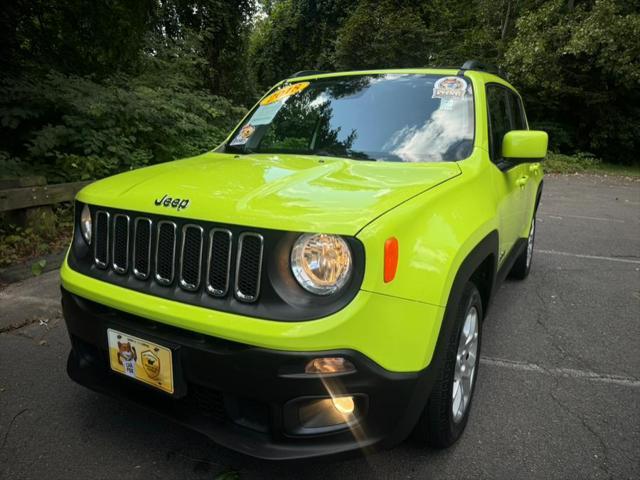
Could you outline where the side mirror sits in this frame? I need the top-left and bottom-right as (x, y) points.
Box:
(502, 130), (548, 163)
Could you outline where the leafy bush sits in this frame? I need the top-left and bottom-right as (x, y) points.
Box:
(529, 121), (575, 153)
(544, 151), (602, 174)
(0, 70), (246, 182)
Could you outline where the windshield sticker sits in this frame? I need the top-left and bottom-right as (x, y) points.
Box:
(250, 100), (285, 125)
(432, 77), (468, 100)
(439, 98), (455, 111)
(230, 124), (256, 146)
(260, 82), (310, 106)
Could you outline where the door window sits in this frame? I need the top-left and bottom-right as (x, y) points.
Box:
(486, 87), (510, 162)
(486, 85), (528, 163)
(507, 91), (527, 130)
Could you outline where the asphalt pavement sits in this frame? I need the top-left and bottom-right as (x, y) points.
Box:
(1, 174), (639, 479)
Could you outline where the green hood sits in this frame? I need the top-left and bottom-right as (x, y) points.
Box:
(77, 152), (461, 235)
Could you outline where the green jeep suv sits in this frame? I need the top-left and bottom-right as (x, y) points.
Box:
(61, 61), (547, 459)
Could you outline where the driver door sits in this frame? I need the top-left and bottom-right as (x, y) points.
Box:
(486, 85), (529, 266)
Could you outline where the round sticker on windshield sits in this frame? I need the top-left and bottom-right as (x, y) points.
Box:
(432, 77), (468, 100)
(230, 124), (256, 146)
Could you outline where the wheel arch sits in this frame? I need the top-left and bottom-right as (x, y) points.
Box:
(448, 231), (499, 319)
(404, 230), (498, 438)
(430, 230), (498, 371)
(469, 252), (497, 317)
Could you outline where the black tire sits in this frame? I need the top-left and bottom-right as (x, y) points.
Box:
(510, 215), (536, 280)
(413, 281), (483, 448)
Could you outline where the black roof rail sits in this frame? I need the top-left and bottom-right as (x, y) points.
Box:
(288, 70), (325, 79)
(458, 60), (507, 79)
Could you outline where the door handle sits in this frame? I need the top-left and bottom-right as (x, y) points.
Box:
(529, 163), (540, 175)
(515, 176), (528, 188)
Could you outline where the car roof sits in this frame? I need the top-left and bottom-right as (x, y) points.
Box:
(283, 68), (516, 92)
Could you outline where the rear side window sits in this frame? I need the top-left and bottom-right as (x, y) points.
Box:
(486, 85), (527, 162)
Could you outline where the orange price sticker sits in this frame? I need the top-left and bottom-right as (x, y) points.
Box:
(260, 82), (310, 106)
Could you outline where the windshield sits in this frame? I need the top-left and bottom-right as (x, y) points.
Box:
(226, 74), (474, 162)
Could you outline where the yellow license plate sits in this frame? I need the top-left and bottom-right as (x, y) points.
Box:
(107, 328), (174, 394)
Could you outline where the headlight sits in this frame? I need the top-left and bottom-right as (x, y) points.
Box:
(80, 204), (92, 245)
(290, 233), (352, 295)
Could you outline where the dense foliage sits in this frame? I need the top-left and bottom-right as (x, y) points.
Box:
(0, 70), (244, 182)
(0, 0), (638, 184)
(0, 0), (252, 182)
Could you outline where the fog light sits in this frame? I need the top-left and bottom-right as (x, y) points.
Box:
(298, 396), (357, 429)
(332, 395), (355, 414)
(305, 357), (355, 375)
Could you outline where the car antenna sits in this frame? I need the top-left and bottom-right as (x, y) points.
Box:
(288, 70), (325, 79)
(458, 60), (508, 80)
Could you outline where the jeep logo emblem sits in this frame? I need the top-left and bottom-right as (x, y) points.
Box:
(154, 194), (190, 211)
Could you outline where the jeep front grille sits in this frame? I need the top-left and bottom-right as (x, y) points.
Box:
(112, 214), (129, 273)
(179, 225), (204, 291)
(155, 221), (177, 285)
(94, 211), (110, 269)
(133, 218), (152, 279)
(207, 229), (232, 296)
(92, 211), (264, 303)
(235, 233), (264, 302)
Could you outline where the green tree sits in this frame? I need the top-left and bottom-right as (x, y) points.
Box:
(334, 0), (430, 69)
(505, 0), (640, 160)
(250, 0), (358, 89)
(153, 0), (257, 104)
(0, 0), (155, 76)
(0, 1), (249, 181)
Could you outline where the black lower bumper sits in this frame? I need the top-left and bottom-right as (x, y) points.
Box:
(62, 288), (437, 460)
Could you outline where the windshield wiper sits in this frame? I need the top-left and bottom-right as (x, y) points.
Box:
(313, 149), (342, 158)
(345, 149), (374, 161)
(313, 149), (375, 161)
(224, 144), (245, 154)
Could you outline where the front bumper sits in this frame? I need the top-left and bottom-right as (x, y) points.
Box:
(62, 288), (437, 460)
(60, 259), (445, 372)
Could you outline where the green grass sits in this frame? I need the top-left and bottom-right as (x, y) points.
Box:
(544, 152), (640, 177)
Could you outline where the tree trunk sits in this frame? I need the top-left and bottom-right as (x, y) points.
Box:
(501, 0), (512, 41)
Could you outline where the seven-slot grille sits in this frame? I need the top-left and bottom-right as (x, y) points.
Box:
(92, 210), (264, 303)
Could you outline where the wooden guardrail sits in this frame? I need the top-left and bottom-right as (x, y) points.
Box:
(0, 176), (90, 278)
(0, 176), (90, 213)
(1, 176), (91, 236)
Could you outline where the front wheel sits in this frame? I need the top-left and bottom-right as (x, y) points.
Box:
(510, 215), (536, 280)
(413, 281), (483, 448)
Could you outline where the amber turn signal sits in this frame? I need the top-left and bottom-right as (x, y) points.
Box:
(384, 237), (399, 283)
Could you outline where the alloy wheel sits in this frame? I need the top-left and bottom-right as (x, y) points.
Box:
(452, 305), (479, 423)
(526, 218), (536, 268)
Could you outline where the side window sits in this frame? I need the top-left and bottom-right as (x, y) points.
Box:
(486, 86), (510, 162)
(507, 91), (527, 130)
